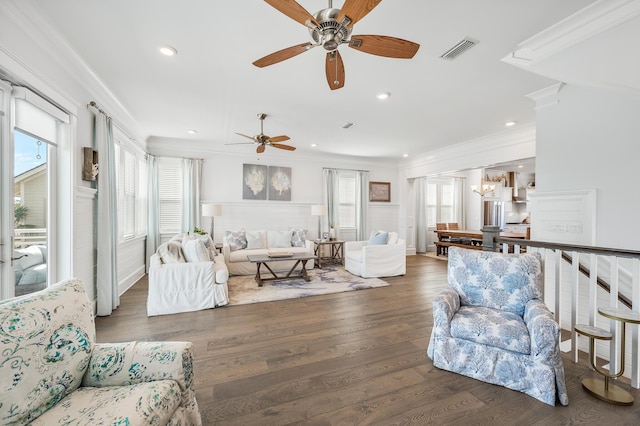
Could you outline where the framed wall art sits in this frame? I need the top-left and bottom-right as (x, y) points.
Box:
(267, 166), (292, 201)
(369, 181), (390, 202)
(242, 163), (267, 200)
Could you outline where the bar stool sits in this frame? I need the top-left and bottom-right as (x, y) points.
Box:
(575, 307), (640, 405)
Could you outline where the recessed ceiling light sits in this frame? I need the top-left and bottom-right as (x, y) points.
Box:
(340, 122), (355, 129)
(505, 121), (517, 127)
(187, 129), (197, 134)
(518, 165), (524, 168)
(376, 92), (390, 100)
(159, 45), (178, 56)
(402, 153), (409, 157)
(311, 143), (318, 147)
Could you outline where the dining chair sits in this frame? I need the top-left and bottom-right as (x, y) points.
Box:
(447, 222), (459, 230)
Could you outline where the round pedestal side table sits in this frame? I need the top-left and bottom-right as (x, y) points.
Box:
(576, 307), (640, 406)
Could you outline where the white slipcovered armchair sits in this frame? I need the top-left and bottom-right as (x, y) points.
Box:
(345, 231), (406, 278)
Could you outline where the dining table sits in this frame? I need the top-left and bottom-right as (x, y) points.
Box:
(434, 229), (526, 241)
(433, 229), (526, 255)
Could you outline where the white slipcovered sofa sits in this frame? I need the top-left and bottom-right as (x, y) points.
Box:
(148, 233), (229, 316)
(345, 230), (406, 278)
(0, 278), (202, 425)
(14, 244), (47, 296)
(223, 229), (313, 275)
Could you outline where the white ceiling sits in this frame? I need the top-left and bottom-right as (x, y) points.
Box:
(28, 0), (630, 159)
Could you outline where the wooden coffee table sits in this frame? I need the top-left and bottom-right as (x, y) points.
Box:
(246, 253), (316, 287)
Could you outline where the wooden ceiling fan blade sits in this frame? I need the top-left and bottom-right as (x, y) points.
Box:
(337, 0), (382, 27)
(271, 143), (296, 151)
(264, 0), (318, 27)
(267, 135), (290, 143)
(325, 51), (345, 91)
(253, 42), (313, 68)
(257, 144), (266, 154)
(349, 35), (420, 58)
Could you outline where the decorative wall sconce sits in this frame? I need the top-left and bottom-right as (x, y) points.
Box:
(471, 183), (495, 196)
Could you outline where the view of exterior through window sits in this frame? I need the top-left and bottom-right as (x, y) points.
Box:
(13, 130), (48, 296)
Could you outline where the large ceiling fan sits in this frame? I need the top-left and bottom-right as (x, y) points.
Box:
(253, 0), (420, 90)
(227, 113), (296, 154)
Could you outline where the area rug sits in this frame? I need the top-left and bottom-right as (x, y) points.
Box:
(228, 266), (389, 305)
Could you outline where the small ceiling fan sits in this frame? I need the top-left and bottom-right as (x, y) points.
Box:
(253, 0), (420, 90)
(227, 113), (296, 154)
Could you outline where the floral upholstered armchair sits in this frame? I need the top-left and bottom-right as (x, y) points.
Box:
(0, 278), (202, 425)
(427, 247), (568, 406)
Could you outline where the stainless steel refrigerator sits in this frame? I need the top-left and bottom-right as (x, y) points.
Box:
(483, 200), (504, 229)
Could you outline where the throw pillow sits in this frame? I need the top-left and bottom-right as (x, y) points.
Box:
(269, 230), (294, 248)
(387, 232), (399, 245)
(182, 238), (211, 263)
(246, 231), (265, 249)
(290, 228), (306, 247)
(157, 242), (186, 263)
(368, 230), (389, 245)
(183, 233), (217, 259)
(225, 229), (247, 251)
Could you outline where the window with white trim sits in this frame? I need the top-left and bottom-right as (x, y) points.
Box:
(158, 157), (182, 234)
(114, 129), (147, 240)
(338, 171), (356, 229)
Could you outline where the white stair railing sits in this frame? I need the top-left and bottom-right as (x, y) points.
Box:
(491, 234), (640, 389)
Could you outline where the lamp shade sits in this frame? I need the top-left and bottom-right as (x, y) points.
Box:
(202, 203), (222, 217)
(311, 204), (327, 216)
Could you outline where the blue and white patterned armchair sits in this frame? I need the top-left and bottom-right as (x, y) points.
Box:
(0, 278), (202, 425)
(427, 247), (569, 406)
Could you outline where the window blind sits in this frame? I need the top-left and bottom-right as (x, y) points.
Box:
(158, 159), (182, 233)
(123, 150), (136, 237)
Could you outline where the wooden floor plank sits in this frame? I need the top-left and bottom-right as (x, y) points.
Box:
(96, 255), (640, 425)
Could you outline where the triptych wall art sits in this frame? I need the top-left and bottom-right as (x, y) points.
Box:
(242, 164), (292, 201)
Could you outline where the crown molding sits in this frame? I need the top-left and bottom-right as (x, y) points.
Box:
(502, 0), (640, 68)
(526, 83), (565, 111)
(146, 136), (400, 170)
(403, 123), (536, 175)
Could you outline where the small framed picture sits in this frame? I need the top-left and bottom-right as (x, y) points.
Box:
(369, 181), (390, 202)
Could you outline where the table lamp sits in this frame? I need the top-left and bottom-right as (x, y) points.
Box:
(202, 203), (222, 241)
(311, 204), (327, 240)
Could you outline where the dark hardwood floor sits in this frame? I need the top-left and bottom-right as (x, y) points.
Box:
(96, 256), (640, 425)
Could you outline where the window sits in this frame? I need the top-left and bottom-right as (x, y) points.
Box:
(158, 158), (182, 234)
(338, 172), (356, 228)
(114, 129), (147, 240)
(426, 178), (456, 226)
(122, 149), (136, 237)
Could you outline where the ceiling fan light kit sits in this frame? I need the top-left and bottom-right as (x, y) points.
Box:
(255, 0), (420, 90)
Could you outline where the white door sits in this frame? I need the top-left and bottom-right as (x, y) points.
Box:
(0, 84), (67, 300)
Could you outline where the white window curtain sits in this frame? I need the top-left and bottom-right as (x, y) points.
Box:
(323, 168), (340, 235)
(181, 158), (202, 233)
(91, 106), (119, 316)
(355, 170), (369, 240)
(146, 154), (159, 273)
(415, 177), (428, 253)
(453, 177), (465, 229)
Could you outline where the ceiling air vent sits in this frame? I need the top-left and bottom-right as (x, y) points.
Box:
(439, 38), (478, 61)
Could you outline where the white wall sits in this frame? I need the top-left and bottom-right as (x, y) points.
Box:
(535, 84), (640, 250)
(0, 3), (147, 303)
(148, 137), (402, 242)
